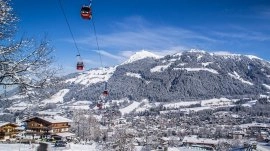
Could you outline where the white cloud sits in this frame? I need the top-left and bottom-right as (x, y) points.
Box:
(208, 24), (270, 42)
(74, 16), (216, 51)
(119, 50), (134, 58)
(59, 16), (270, 70)
(92, 50), (123, 60)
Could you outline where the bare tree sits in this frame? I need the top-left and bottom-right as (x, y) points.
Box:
(0, 0), (57, 94)
(100, 127), (135, 151)
(71, 110), (101, 142)
(84, 114), (101, 141)
(71, 109), (85, 141)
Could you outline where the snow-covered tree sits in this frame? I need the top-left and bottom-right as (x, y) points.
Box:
(99, 127), (135, 151)
(0, 0), (57, 93)
(83, 114), (101, 141)
(71, 110), (86, 140)
(71, 110), (101, 141)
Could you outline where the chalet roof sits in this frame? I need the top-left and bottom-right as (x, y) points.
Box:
(240, 122), (270, 128)
(182, 135), (219, 145)
(25, 115), (73, 124)
(41, 116), (72, 123)
(0, 122), (9, 127)
(0, 122), (18, 127)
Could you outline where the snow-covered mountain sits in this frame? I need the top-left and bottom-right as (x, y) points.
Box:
(122, 50), (161, 65)
(4, 50), (270, 113)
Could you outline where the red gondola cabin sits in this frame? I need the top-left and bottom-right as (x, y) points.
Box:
(103, 90), (108, 96)
(81, 6), (92, 20)
(77, 62), (84, 70)
(97, 103), (102, 110)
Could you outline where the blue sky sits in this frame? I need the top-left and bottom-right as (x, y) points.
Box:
(12, 0), (270, 74)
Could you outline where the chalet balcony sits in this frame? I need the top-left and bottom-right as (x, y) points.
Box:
(27, 124), (70, 130)
(51, 125), (70, 129)
(0, 131), (18, 136)
(27, 126), (50, 129)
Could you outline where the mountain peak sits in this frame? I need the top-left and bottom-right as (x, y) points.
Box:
(188, 49), (207, 53)
(122, 50), (161, 64)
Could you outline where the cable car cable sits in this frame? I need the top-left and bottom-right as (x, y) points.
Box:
(58, 0), (81, 57)
(88, 0), (92, 7)
(91, 19), (103, 68)
(89, 2), (109, 101)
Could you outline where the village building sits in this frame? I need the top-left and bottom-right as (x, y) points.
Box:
(24, 115), (74, 140)
(182, 135), (218, 150)
(229, 131), (245, 139)
(0, 122), (19, 140)
(240, 123), (270, 132)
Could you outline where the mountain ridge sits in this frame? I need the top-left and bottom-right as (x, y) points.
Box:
(4, 50), (270, 111)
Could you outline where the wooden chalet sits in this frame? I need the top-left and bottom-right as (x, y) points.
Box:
(0, 122), (19, 140)
(24, 115), (73, 138)
(182, 135), (218, 150)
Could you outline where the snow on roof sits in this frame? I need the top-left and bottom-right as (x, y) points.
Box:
(0, 122), (10, 127)
(38, 115), (73, 123)
(122, 50), (161, 65)
(183, 135), (219, 145)
(239, 122), (270, 128)
(42, 89), (70, 104)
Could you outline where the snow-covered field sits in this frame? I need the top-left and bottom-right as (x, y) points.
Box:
(0, 143), (39, 151)
(126, 72), (142, 79)
(42, 89), (70, 104)
(0, 143), (208, 151)
(163, 101), (199, 108)
(174, 67), (219, 74)
(119, 101), (140, 115)
(228, 71), (253, 85)
(65, 67), (115, 86)
(150, 63), (172, 72)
